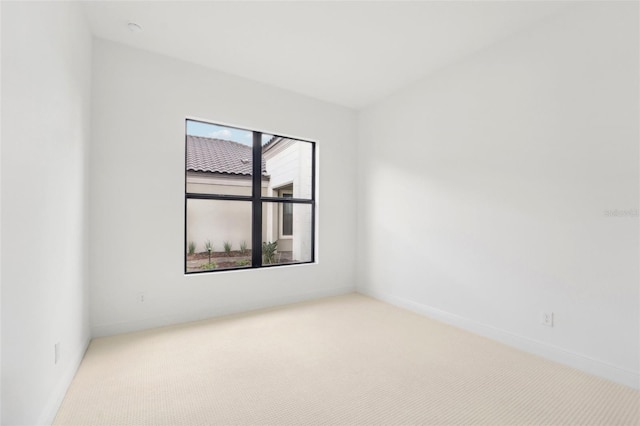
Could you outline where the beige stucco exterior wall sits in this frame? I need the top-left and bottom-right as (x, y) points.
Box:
(186, 172), (269, 253)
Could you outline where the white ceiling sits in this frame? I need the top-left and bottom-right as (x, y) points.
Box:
(82, 1), (571, 109)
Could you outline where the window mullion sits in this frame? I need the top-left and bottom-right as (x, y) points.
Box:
(251, 132), (263, 267)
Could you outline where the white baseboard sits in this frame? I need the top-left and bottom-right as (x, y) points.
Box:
(92, 286), (354, 338)
(37, 337), (91, 425)
(358, 287), (639, 390)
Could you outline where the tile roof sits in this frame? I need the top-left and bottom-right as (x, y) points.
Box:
(186, 135), (268, 177)
(261, 136), (285, 154)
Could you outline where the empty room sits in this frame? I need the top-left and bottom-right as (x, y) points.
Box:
(1, 0), (638, 425)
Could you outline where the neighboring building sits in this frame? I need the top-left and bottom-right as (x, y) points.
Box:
(186, 135), (313, 262)
(262, 137), (313, 261)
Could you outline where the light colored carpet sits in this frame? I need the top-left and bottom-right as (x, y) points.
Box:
(54, 294), (639, 425)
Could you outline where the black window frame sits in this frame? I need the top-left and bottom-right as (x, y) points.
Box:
(184, 119), (316, 274)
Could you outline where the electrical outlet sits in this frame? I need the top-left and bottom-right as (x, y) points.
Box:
(136, 292), (146, 303)
(541, 312), (554, 327)
(54, 342), (60, 365)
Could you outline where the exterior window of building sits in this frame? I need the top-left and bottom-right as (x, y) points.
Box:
(279, 189), (293, 237)
(185, 119), (315, 273)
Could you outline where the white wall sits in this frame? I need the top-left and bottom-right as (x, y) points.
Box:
(1, 2), (92, 424)
(357, 2), (639, 388)
(0, 2), (4, 421)
(89, 39), (357, 337)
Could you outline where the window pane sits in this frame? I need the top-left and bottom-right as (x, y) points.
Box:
(262, 137), (313, 200)
(262, 202), (313, 266)
(186, 199), (252, 272)
(282, 202), (293, 236)
(186, 121), (264, 196)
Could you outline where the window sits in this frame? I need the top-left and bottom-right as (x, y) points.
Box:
(279, 187), (293, 237)
(185, 119), (316, 273)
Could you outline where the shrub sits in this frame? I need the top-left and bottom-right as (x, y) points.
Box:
(188, 241), (196, 255)
(262, 241), (278, 264)
(223, 241), (232, 255)
(240, 240), (248, 255)
(200, 262), (217, 270)
(235, 259), (250, 266)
